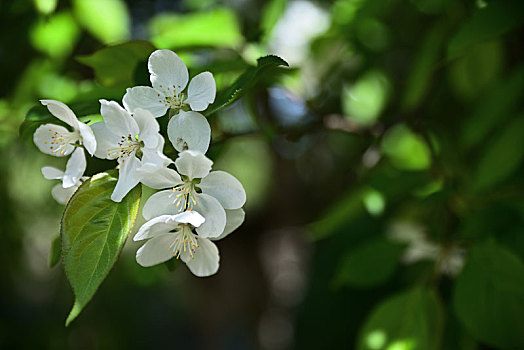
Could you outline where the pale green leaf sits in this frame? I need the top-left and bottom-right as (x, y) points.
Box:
(62, 171), (141, 326)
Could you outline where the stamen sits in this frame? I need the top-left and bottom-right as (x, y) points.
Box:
(169, 225), (199, 259)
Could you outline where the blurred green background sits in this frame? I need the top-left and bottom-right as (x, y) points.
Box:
(1, 0), (524, 349)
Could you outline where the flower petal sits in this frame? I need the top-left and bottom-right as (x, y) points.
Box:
(133, 108), (159, 149)
(148, 49), (188, 93)
(134, 215), (177, 241)
(123, 86), (168, 118)
(77, 121), (97, 156)
(90, 121), (119, 159)
(100, 99), (139, 137)
(136, 233), (176, 267)
(135, 163), (182, 189)
(211, 208), (245, 241)
(63, 148), (86, 188)
(181, 237), (219, 277)
(193, 193), (226, 239)
(199, 171), (246, 209)
(167, 111), (211, 154)
(41, 166), (64, 180)
(33, 124), (76, 157)
(174, 150), (213, 180)
(51, 183), (77, 205)
(111, 156), (140, 202)
(186, 72), (216, 111)
(141, 136), (173, 167)
(170, 210), (205, 228)
(143, 189), (177, 220)
(40, 99), (79, 129)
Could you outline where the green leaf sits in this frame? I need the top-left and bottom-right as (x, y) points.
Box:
(473, 116), (524, 192)
(357, 287), (443, 350)
(76, 41), (155, 88)
(61, 171), (141, 326)
(150, 8), (243, 49)
(260, 0), (288, 40)
(461, 67), (524, 150)
(49, 235), (62, 268)
(381, 124), (432, 171)
(447, 0), (524, 59)
(453, 241), (524, 348)
(73, 0), (130, 44)
(334, 237), (403, 288)
(204, 55), (289, 116)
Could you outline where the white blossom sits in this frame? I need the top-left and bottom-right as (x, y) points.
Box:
(134, 211), (222, 277)
(123, 49), (216, 117)
(137, 150), (246, 239)
(33, 100), (96, 188)
(91, 99), (171, 202)
(41, 164), (88, 204)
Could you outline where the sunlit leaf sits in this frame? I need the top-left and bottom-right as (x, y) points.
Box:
(447, 0), (524, 59)
(357, 287), (443, 350)
(62, 171), (141, 325)
(150, 8), (243, 49)
(33, 0), (58, 15)
(30, 11), (80, 58)
(205, 55), (289, 116)
(342, 70), (389, 126)
(381, 125), (431, 171)
(334, 237), (403, 288)
(73, 0), (130, 44)
(453, 241), (524, 348)
(473, 116), (524, 192)
(77, 41), (155, 88)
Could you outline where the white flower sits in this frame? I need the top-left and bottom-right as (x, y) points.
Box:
(33, 100), (96, 158)
(137, 150), (246, 239)
(123, 49), (216, 117)
(388, 221), (465, 276)
(41, 164), (88, 205)
(134, 211), (222, 277)
(91, 99), (171, 202)
(33, 100), (96, 188)
(167, 110), (211, 154)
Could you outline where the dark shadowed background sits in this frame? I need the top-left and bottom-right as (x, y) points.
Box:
(1, 0), (524, 349)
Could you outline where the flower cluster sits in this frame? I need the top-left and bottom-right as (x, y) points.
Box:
(34, 49), (246, 277)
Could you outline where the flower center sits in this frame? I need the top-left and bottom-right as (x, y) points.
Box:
(107, 134), (142, 162)
(169, 224), (199, 259)
(169, 180), (199, 212)
(44, 129), (80, 155)
(157, 84), (187, 112)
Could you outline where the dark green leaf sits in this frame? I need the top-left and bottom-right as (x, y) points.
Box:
(447, 0), (524, 59)
(461, 67), (524, 150)
(76, 41), (155, 87)
(49, 235), (61, 268)
(357, 287), (443, 350)
(204, 55), (289, 116)
(334, 236), (403, 288)
(473, 116), (524, 192)
(61, 171), (141, 326)
(453, 241), (524, 348)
